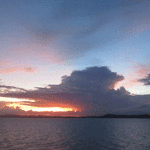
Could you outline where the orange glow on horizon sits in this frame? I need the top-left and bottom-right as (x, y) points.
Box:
(0, 97), (35, 102)
(7, 103), (77, 112)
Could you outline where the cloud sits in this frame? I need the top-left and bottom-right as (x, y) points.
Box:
(0, 66), (137, 116)
(2, 0), (149, 61)
(60, 66), (124, 91)
(0, 85), (27, 93)
(139, 74), (150, 85)
(115, 104), (150, 115)
(0, 104), (82, 116)
(0, 105), (25, 115)
(0, 59), (38, 76)
(133, 64), (150, 78)
(0, 67), (37, 74)
(1, 66), (150, 116)
(115, 63), (150, 89)
(0, 60), (38, 74)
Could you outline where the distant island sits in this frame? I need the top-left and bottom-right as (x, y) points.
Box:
(0, 114), (150, 118)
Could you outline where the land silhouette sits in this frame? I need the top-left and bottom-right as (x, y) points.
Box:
(0, 114), (150, 118)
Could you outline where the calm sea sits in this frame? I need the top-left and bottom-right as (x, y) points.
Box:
(0, 118), (150, 150)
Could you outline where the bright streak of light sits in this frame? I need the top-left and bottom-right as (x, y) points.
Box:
(7, 103), (74, 112)
(0, 97), (35, 102)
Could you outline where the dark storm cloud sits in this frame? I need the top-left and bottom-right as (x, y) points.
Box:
(116, 103), (150, 115)
(0, 66), (137, 115)
(0, 105), (25, 115)
(1, 66), (124, 94)
(1, 66), (150, 115)
(139, 74), (150, 85)
(60, 66), (124, 91)
(1, 66), (150, 116)
(114, 94), (150, 115)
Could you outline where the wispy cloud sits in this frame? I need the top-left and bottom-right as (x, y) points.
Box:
(0, 85), (27, 93)
(133, 64), (150, 78)
(1, 0), (149, 62)
(0, 67), (37, 74)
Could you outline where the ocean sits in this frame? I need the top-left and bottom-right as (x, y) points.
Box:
(0, 118), (150, 150)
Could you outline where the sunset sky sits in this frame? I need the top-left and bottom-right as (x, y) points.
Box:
(0, 0), (150, 116)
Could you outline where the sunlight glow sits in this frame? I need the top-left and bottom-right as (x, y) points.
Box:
(0, 97), (35, 102)
(7, 103), (74, 112)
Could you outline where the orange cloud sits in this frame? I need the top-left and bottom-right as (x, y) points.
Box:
(6, 103), (75, 112)
(0, 67), (37, 74)
(0, 60), (37, 74)
(0, 100), (80, 116)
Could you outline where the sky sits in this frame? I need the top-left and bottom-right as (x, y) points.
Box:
(0, 0), (150, 116)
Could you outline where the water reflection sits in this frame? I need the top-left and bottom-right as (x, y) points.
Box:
(111, 119), (150, 150)
(0, 118), (150, 150)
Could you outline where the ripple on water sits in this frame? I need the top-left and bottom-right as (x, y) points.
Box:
(0, 118), (150, 150)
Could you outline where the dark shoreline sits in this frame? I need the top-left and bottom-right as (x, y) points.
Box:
(1, 114), (150, 118)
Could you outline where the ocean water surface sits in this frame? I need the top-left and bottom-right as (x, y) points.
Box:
(0, 118), (150, 150)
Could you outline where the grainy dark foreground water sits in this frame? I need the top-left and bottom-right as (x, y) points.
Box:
(0, 118), (150, 150)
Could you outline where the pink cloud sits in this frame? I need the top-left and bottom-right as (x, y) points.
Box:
(0, 67), (37, 74)
(133, 64), (150, 78)
(0, 60), (37, 74)
(9, 44), (64, 64)
(115, 64), (150, 89)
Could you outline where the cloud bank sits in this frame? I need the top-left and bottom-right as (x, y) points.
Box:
(1, 0), (150, 62)
(0, 66), (141, 116)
